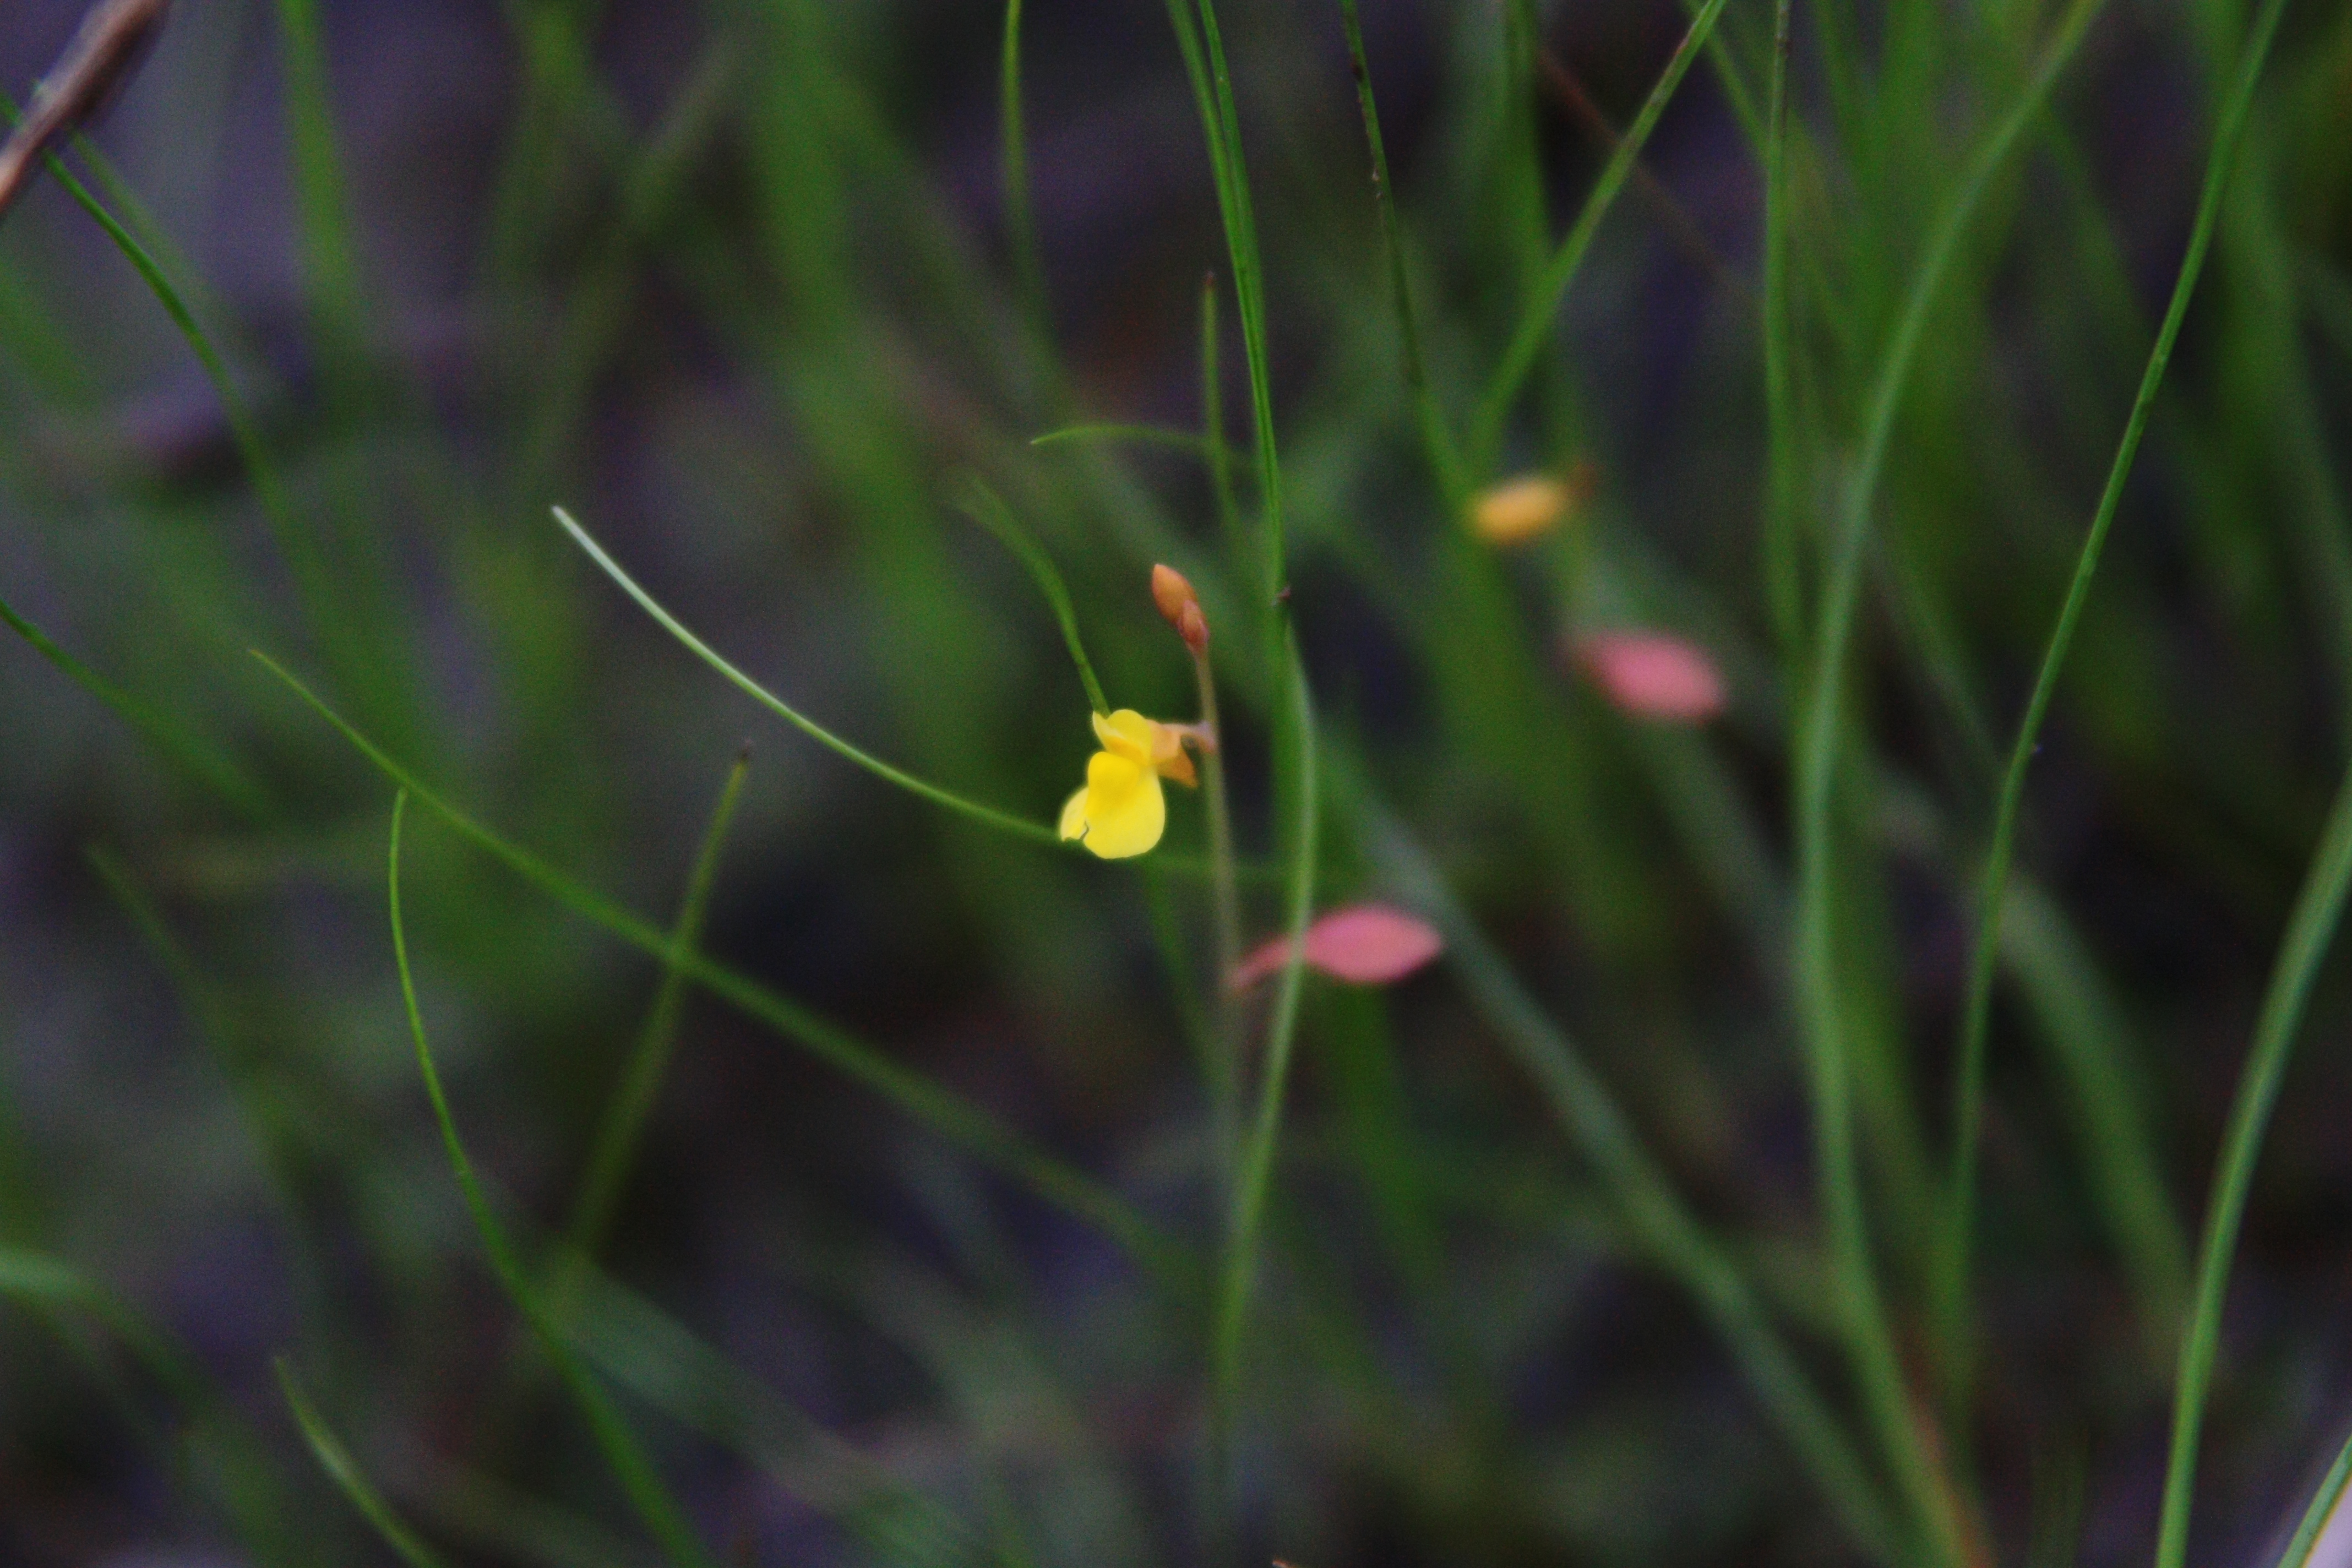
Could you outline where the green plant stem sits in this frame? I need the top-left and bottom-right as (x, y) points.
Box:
(1336, 0), (1467, 508)
(0, 586), (270, 820)
(1937, 0), (2291, 1411)
(2154, 746), (2352, 1568)
(264, 655), (1185, 1282)
(959, 479), (1109, 716)
(1789, 4), (2108, 1555)
(1163, 0), (1284, 611)
(275, 1360), (453, 1568)
(1208, 640), (1319, 1496)
(1467, 0), (1732, 473)
(15, 130), (340, 673)
(2275, 1424), (2352, 1568)
(564, 749), (752, 1266)
(1000, 0), (1050, 333)
(1349, 773), (1904, 1562)
(1194, 644), (1244, 1196)
(1201, 274), (1249, 587)
(1760, 0), (1801, 656)
(389, 793), (720, 1568)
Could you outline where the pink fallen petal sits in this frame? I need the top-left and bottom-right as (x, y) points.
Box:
(1229, 903), (1445, 992)
(1573, 630), (1727, 722)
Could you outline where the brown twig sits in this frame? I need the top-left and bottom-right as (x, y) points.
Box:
(0, 0), (171, 220)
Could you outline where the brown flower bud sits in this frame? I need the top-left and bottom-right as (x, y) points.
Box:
(1152, 564), (1210, 651)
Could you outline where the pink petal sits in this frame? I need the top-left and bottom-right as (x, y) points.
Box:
(1228, 903), (1445, 992)
(1572, 631), (1727, 722)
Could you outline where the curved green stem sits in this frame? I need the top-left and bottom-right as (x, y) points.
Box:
(2154, 747), (2352, 1568)
(1208, 640), (1319, 1451)
(1337, 0), (1467, 508)
(390, 793), (721, 1568)
(999, 0), (1050, 331)
(1466, 0), (1732, 473)
(958, 478), (1109, 716)
(1789, 4), (2109, 1557)
(1937, 0), (2291, 1414)
(266, 655), (1182, 1277)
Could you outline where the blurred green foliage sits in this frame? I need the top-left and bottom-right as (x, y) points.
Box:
(4, 1), (2352, 1566)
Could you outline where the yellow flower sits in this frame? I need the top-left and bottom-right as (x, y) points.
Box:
(1059, 709), (1197, 859)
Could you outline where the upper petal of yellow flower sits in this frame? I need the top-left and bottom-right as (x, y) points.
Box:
(1093, 709), (1196, 786)
(1061, 747), (1166, 858)
(1093, 709), (1158, 765)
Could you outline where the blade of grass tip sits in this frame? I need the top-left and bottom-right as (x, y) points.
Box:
(259, 652), (1185, 1282)
(1466, 0), (1732, 473)
(0, 584), (270, 820)
(564, 747), (752, 1267)
(1342, 767), (1905, 1562)
(1789, 0), (2106, 1546)
(1760, 0), (1803, 657)
(388, 792), (722, 1568)
(1935, 0), (2285, 1409)
(1208, 643), (1318, 1454)
(999, 0), (1049, 334)
(2275, 1424), (2352, 1568)
(274, 1359), (453, 1568)
(1337, 0), (1469, 509)
(550, 507), (1057, 846)
(2154, 743), (2352, 1568)
(1028, 423), (1216, 461)
(956, 478), (1109, 716)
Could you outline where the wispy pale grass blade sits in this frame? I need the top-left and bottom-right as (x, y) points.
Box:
(552, 507), (1058, 846)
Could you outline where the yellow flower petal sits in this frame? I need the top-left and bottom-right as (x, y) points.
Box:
(1068, 749), (1165, 858)
(1094, 709), (1159, 765)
